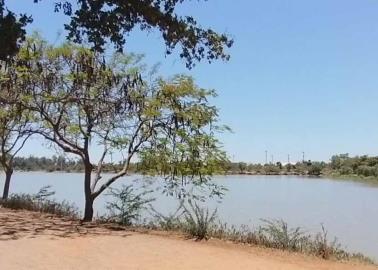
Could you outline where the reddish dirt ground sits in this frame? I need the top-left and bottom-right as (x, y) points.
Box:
(0, 208), (376, 270)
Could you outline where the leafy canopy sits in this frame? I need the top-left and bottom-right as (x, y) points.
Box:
(0, 0), (233, 68)
(12, 38), (229, 200)
(0, 45), (34, 169)
(0, 1), (32, 61)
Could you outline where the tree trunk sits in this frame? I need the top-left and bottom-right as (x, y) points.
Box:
(82, 161), (94, 222)
(83, 195), (94, 222)
(2, 168), (13, 200)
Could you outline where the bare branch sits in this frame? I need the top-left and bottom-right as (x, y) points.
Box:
(91, 138), (109, 192)
(33, 130), (85, 158)
(10, 133), (32, 159)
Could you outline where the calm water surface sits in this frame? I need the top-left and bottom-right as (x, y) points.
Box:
(1, 172), (377, 260)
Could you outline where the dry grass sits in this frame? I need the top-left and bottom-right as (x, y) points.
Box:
(0, 186), (78, 218)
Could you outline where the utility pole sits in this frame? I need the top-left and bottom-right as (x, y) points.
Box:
(302, 152), (305, 163)
(265, 150), (268, 164)
(287, 154), (290, 164)
(271, 155), (274, 164)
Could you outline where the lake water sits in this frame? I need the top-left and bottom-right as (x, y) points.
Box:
(1, 172), (378, 260)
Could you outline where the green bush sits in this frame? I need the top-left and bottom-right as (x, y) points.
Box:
(0, 186), (78, 218)
(260, 219), (310, 252)
(308, 164), (322, 176)
(209, 221), (373, 263)
(356, 165), (375, 177)
(145, 204), (374, 263)
(339, 166), (353, 175)
(182, 201), (217, 240)
(150, 202), (184, 231)
(105, 185), (155, 226)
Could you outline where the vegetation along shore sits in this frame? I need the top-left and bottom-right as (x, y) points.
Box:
(5, 153), (378, 183)
(0, 186), (375, 267)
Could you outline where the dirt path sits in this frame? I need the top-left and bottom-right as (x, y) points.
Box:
(0, 208), (376, 270)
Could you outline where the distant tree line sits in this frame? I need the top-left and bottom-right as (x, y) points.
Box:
(7, 156), (139, 173)
(224, 160), (325, 176)
(5, 153), (378, 181)
(327, 154), (378, 179)
(224, 154), (378, 180)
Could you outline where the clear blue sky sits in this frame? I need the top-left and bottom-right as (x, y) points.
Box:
(7, 0), (378, 163)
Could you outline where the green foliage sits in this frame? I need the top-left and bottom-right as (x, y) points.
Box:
(149, 202), (184, 231)
(263, 164), (281, 175)
(0, 186), (78, 218)
(222, 154), (378, 182)
(238, 162), (247, 173)
(146, 205), (374, 263)
(1, 0), (233, 68)
(307, 162), (323, 176)
(5, 38), (228, 220)
(339, 166), (353, 175)
(0, 3), (32, 61)
(66, 0), (233, 68)
(328, 154), (378, 179)
(0, 38), (35, 198)
(149, 201), (219, 238)
(106, 185), (155, 226)
(209, 221), (373, 263)
(10, 155), (140, 173)
(260, 219), (309, 252)
(182, 200), (217, 240)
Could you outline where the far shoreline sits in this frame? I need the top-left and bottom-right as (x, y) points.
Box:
(2, 170), (378, 186)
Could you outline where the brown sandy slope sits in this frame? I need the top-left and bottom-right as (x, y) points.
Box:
(0, 208), (376, 270)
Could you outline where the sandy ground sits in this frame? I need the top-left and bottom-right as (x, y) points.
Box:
(0, 208), (376, 270)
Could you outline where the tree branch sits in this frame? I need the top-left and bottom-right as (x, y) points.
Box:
(91, 139), (108, 192)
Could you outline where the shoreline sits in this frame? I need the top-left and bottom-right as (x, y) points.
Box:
(0, 208), (376, 270)
(2, 170), (378, 186)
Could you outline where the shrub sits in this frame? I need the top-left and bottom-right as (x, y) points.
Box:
(142, 201), (374, 263)
(312, 224), (342, 259)
(149, 202), (185, 231)
(339, 166), (353, 175)
(260, 219), (310, 252)
(308, 164), (322, 176)
(356, 165), (375, 177)
(0, 186), (78, 218)
(263, 164), (280, 175)
(182, 200), (217, 240)
(212, 223), (268, 246)
(209, 221), (373, 263)
(105, 185), (155, 226)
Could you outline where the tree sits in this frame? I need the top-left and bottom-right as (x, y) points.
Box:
(0, 0), (233, 68)
(307, 162), (322, 176)
(238, 162), (247, 174)
(18, 40), (228, 221)
(0, 62), (32, 199)
(0, 0), (32, 61)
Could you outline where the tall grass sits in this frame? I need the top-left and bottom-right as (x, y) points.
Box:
(105, 185), (155, 226)
(149, 202), (184, 231)
(210, 220), (373, 263)
(1, 187), (373, 264)
(148, 204), (373, 263)
(182, 201), (217, 240)
(260, 219), (310, 252)
(0, 186), (78, 218)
